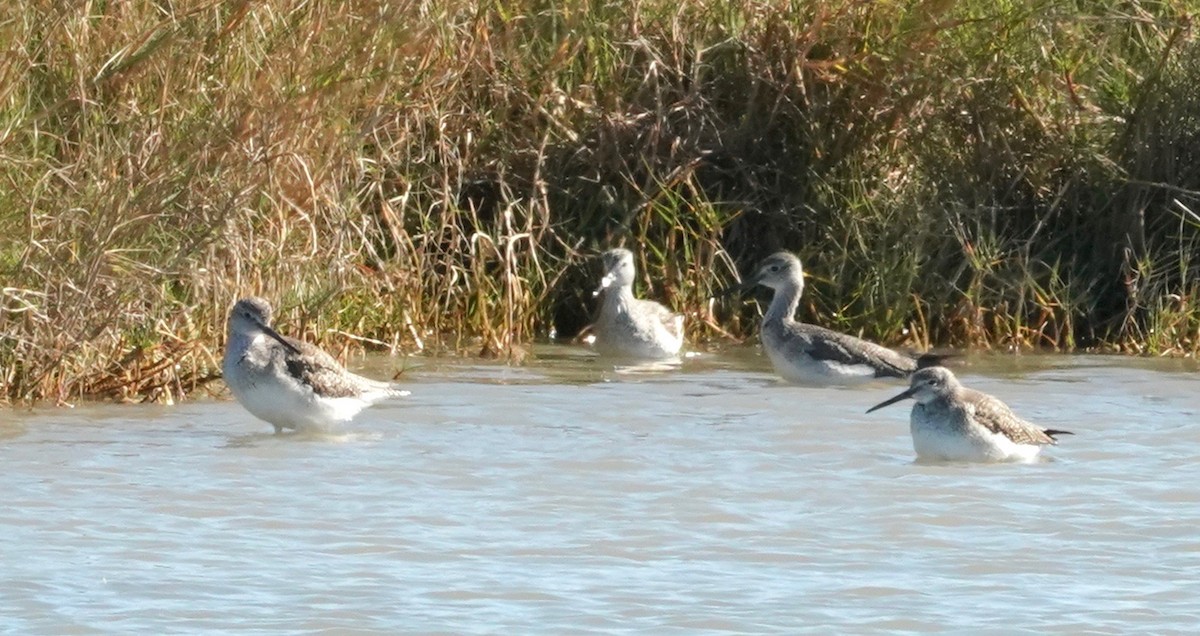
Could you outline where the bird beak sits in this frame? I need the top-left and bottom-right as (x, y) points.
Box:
(866, 386), (918, 413)
(593, 271), (617, 297)
(258, 320), (303, 355)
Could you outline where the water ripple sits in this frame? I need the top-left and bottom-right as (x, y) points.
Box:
(2, 351), (1199, 631)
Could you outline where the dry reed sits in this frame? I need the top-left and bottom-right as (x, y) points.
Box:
(1, 1), (1198, 404)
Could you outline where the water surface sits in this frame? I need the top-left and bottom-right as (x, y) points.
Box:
(3, 347), (1199, 632)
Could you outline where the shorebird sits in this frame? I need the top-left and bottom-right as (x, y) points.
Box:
(725, 252), (943, 384)
(867, 366), (1072, 462)
(591, 248), (685, 359)
(222, 297), (408, 433)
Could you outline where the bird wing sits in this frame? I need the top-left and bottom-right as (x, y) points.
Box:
(963, 388), (1057, 446)
(789, 322), (918, 378)
(635, 298), (684, 338)
(281, 337), (363, 398)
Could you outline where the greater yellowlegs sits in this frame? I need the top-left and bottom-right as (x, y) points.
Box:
(867, 366), (1071, 462)
(726, 252), (943, 384)
(592, 248), (684, 359)
(222, 297), (408, 433)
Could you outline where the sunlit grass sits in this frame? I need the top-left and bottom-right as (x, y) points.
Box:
(1, 1), (1198, 403)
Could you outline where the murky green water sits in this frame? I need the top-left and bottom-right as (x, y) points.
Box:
(3, 347), (1198, 632)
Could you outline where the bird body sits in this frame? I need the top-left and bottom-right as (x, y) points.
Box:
(761, 320), (925, 383)
(867, 366), (1071, 462)
(730, 252), (939, 384)
(222, 297), (406, 433)
(592, 249), (684, 359)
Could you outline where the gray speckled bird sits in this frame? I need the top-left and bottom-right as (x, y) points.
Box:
(591, 248), (684, 359)
(728, 252), (942, 384)
(867, 366), (1072, 462)
(222, 297), (408, 433)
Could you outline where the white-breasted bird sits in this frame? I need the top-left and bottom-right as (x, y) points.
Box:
(222, 297), (407, 433)
(726, 252), (943, 384)
(591, 248), (684, 359)
(866, 366), (1071, 462)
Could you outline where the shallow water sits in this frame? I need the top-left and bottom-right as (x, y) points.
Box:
(3, 346), (1199, 633)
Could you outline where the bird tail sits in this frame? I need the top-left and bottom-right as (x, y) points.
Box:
(1043, 428), (1073, 440)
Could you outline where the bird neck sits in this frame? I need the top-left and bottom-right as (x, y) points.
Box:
(763, 280), (803, 324)
(602, 284), (635, 307)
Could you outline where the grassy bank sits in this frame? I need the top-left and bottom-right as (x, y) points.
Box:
(2, 1), (1198, 404)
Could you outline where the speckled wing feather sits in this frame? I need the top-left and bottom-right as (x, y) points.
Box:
(281, 336), (365, 398)
(790, 322), (918, 378)
(634, 298), (683, 338)
(962, 388), (1058, 446)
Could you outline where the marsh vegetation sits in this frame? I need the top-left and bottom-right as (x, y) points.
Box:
(2, 1), (1198, 403)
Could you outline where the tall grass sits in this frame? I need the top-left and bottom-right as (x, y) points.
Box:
(1, 1), (1197, 403)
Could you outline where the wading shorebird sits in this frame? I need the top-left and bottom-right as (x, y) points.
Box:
(724, 252), (944, 384)
(867, 366), (1072, 462)
(222, 297), (408, 433)
(591, 248), (685, 359)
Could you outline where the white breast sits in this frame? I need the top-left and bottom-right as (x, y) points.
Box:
(910, 407), (1043, 463)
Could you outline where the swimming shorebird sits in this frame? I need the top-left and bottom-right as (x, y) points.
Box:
(222, 297), (408, 433)
(866, 366), (1072, 462)
(725, 252), (943, 384)
(591, 248), (685, 359)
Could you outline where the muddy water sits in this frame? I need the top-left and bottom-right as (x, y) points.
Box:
(2, 347), (1198, 632)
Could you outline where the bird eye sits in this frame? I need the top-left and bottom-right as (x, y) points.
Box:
(768, 265), (780, 272)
